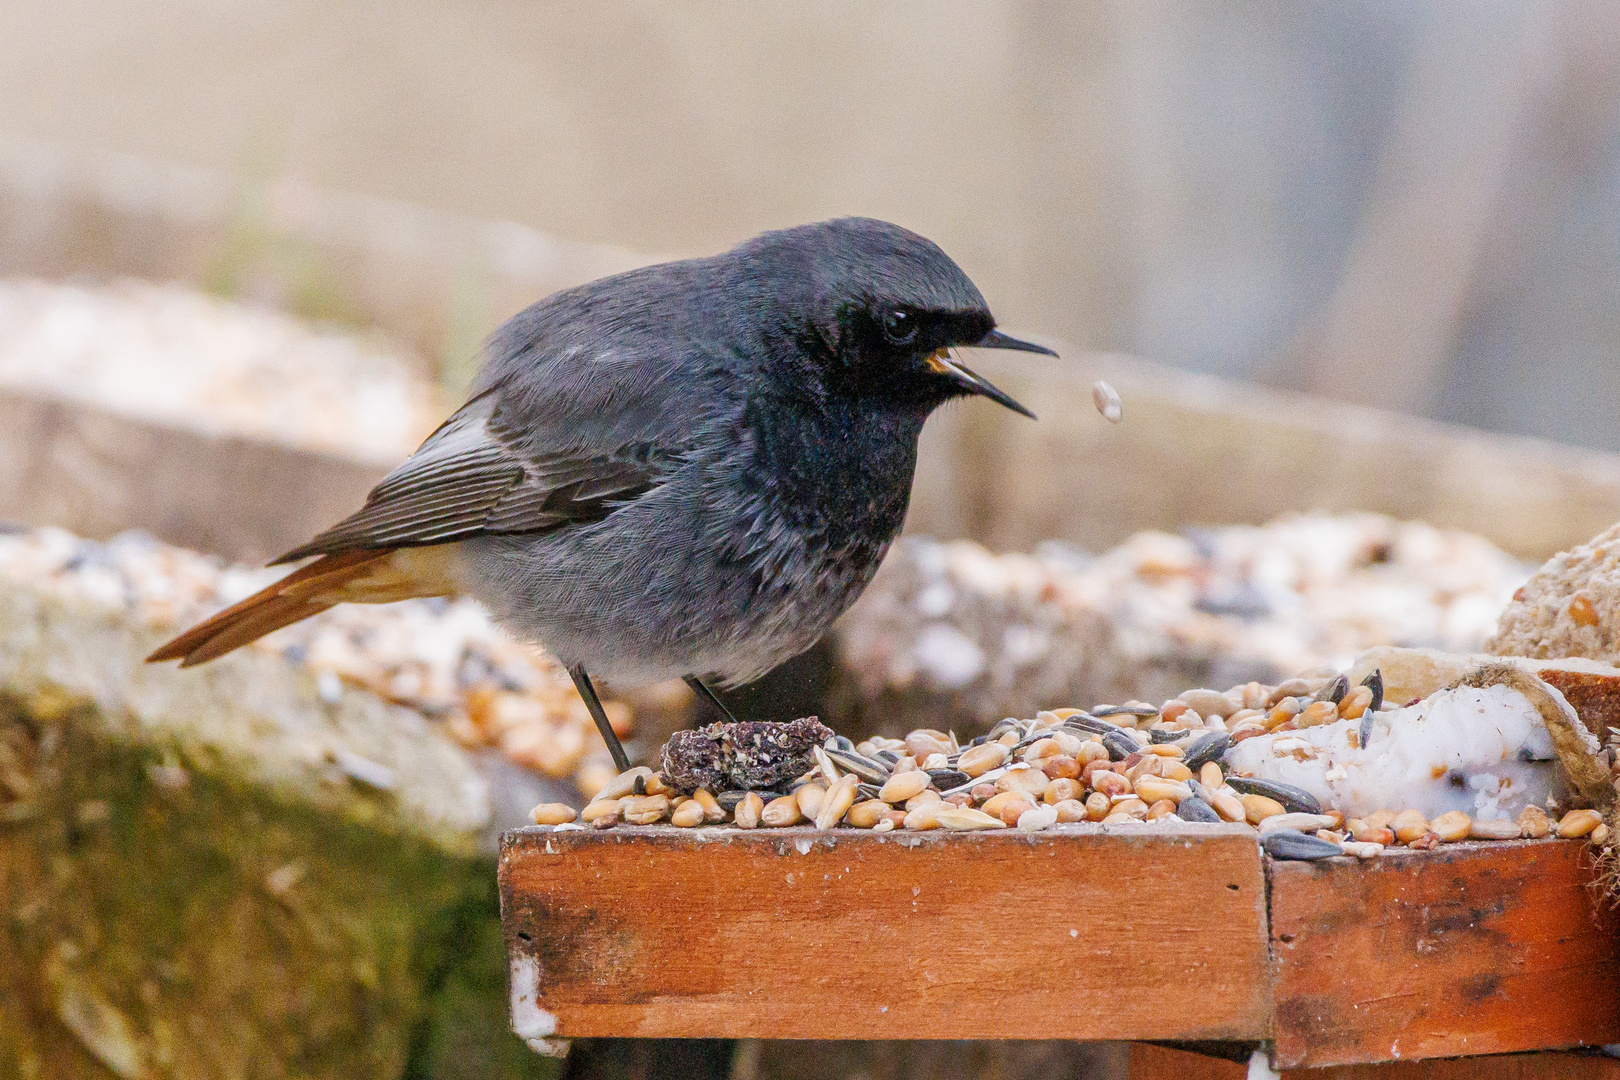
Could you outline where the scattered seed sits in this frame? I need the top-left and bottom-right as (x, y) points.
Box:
(1178, 795), (1220, 823)
(529, 802), (578, 826)
(1258, 812), (1336, 834)
(1392, 809), (1429, 843)
(935, 806), (1007, 831)
(1225, 776), (1321, 815)
(1316, 674), (1349, 705)
(580, 799), (623, 823)
(761, 794), (803, 827)
(796, 783), (826, 819)
(1053, 798), (1089, 823)
(958, 742), (1009, 777)
(1262, 827), (1343, 860)
(1557, 808), (1603, 839)
(734, 792), (764, 829)
(879, 770), (929, 804)
(1468, 817), (1520, 841)
(1209, 789), (1247, 823)
(1517, 804), (1551, 839)
(1183, 732), (1230, 771)
(1018, 804), (1059, 832)
(1430, 810), (1471, 842)
(1241, 794), (1287, 824)
(1339, 685), (1374, 721)
(814, 775), (860, 829)
(621, 794), (670, 825)
(846, 799), (889, 829)
(595, 767), (654, 802)
(1091, 379), (1122, 422)
(903, 803), (943, 831)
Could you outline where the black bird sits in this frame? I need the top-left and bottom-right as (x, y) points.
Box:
(147, 218), (1055, 770)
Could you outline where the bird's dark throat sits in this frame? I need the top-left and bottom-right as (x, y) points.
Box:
(740, 392), (920, 547)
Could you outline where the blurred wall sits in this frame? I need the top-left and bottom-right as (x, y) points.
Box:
(2, 0), (1618, 449)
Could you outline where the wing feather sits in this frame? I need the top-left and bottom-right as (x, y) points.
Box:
(272, 389), (673, 564)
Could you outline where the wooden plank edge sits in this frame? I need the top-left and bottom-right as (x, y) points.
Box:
(500, 823), (1273, 1042)
(1267, 838), (1620, 1068)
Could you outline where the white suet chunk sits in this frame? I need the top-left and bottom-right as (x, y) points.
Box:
(1227, 684), (1566, 820)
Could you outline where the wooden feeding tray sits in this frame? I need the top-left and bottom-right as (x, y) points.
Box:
(500, 823), (1620, 1075)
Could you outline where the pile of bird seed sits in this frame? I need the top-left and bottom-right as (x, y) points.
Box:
(0, 526), (674, 795)
(530, 673), (1611, 860)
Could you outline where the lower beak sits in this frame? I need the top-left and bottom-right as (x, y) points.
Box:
(927, 349), (1037, 419)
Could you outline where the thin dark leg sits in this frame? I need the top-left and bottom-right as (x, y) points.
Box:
(684, 675), (739, 724)
(569, 664), (631, 773)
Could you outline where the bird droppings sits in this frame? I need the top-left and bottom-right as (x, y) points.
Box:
(532, 660), (1617, 867)
(509, 956), (567, 1057)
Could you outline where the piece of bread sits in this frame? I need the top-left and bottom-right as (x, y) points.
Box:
(1489, 521), (1620, 663)
(1347, 644), (1620, 740)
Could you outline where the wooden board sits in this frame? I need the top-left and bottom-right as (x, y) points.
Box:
(1268, 839), (1620, 1068)
(503, 827), (1620, 1063)
(1129, 1043), (1620, 1079)
(499, 823), (1271, 1041)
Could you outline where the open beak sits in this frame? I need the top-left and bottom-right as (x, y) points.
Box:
(926, 347), (1037, 419)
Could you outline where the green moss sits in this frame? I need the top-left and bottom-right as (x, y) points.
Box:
(0, 692), (558, 1080)
(200, 183), (372, 332)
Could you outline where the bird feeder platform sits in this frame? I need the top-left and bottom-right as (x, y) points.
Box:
(500, 823), (1620, 1076)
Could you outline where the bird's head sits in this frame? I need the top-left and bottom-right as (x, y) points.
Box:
(733, 218), (1055, 419)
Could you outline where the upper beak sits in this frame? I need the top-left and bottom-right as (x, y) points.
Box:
(926, 348), (1037, 419)
(971, 328), (1059, 356)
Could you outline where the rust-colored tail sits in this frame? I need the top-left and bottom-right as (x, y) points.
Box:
(146, 546), (453, 667)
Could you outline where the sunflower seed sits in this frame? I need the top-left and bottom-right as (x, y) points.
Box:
(1177, 795), (1221, 823)
(1261, 828), (1343, 861)
(1101, 730), (1138, 761)
(1182, 732), (1230, 771)
(1315, 674), (1349, 705)
(1225, 776), (1321, 815)
(824, 747), (890, 784)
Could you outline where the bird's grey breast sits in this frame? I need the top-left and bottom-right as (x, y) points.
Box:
(692, 397), (922, 683)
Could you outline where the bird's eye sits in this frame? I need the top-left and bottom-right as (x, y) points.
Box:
(881, 309), (917, 345)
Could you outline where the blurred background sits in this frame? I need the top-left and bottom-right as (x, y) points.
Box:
(5, 3), (1620, 1079)
(4, 0), (1618, 446)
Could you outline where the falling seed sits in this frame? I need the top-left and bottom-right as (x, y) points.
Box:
(1092, 380), (1122, 423)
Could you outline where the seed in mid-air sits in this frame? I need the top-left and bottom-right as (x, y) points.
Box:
(1092, 380), (1122, 423)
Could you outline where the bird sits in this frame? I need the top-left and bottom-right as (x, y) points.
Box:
(147, 217), (1055, 772)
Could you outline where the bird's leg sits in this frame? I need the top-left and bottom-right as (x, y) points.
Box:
(684, 675), (739, 725)
(569, 664), (631, 773)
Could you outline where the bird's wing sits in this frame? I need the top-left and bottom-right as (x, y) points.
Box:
(271, 388), (678, 563)
(275, 263), (746, 565)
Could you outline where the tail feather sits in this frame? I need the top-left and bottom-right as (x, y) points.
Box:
(146, 547), (453, 667)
